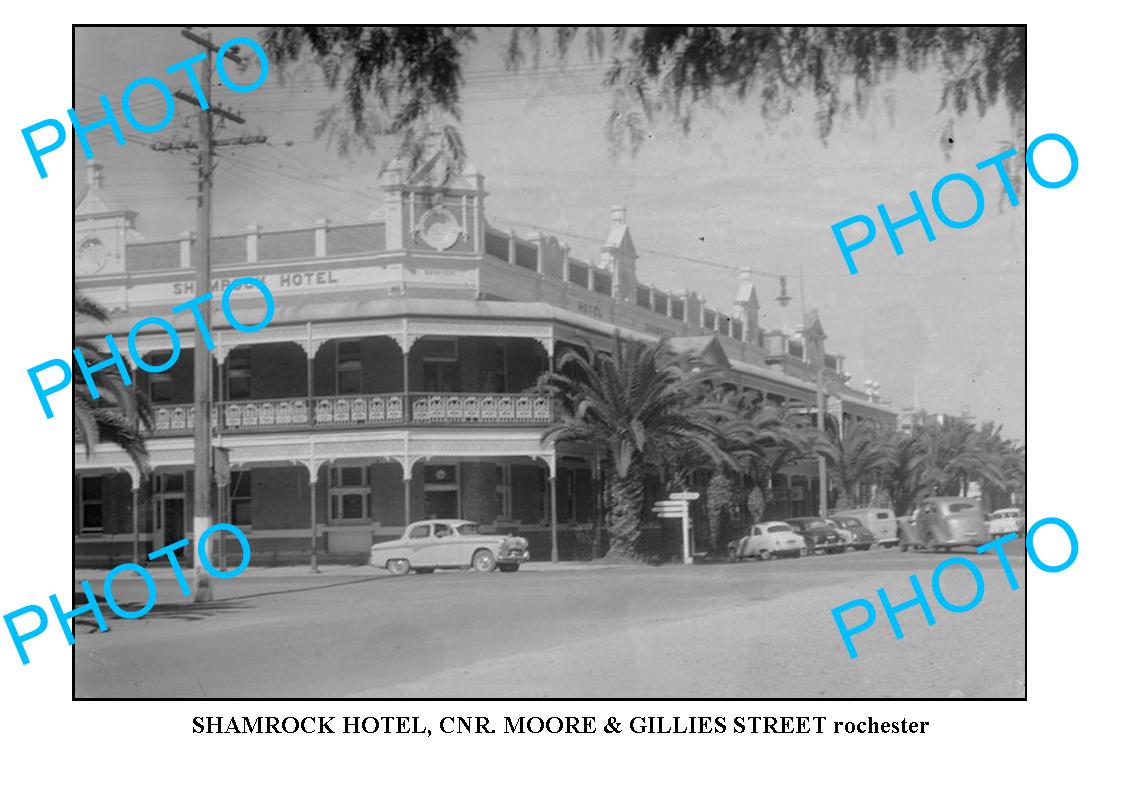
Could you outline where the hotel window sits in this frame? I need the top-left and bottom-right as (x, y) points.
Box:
(718, 316), (730, 336)
(485, 230), (509, 260)
(495, 465), (512, 520)
(230, 471), (252, 528)
(592, 270), (612, 296)
(670, 298), (684, 321)
(420, 338), (459, 392)
(636, 287), (651, 309)
(703, 309), (716, 330)
(336, 340), (362, 395)
(149, 371), (173, 404)
(79, 475), (104, 533)
(653, 292), (668, 315)
(732, 320), (744, 340)
(156, 472), (186, 494)
(227, 349), (251, 400)
(515, 241), (538, 270)
(329, 466), (370, 523)
(568, 261), (589, 289)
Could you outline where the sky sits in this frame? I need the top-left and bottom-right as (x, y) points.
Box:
(74, 26), (1026, 441)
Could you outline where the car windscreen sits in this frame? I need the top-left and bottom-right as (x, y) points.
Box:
(456, 523), (480, 535)
(767, 524), (792, 533)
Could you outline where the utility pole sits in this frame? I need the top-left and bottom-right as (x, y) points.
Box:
(155, 28), (266, 602)
(817, 366), (828, 518)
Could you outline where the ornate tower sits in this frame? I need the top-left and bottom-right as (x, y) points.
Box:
(600, 204), (638, 303)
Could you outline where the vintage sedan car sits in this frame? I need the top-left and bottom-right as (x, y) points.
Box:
(911, 497), (988, 551)
(986, 508), (1026, 539)
(369, 519), (529, 575)
(728, 522), (806, 561)
(829, 515), (877, 551)
(785, 517), (845, 554)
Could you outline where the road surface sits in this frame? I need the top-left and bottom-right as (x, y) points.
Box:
(74, 545), (1026, 698)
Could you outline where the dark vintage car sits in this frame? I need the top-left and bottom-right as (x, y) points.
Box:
(369, 519), (529, 574)
(906, 497), (989, 552)
(785, 517), (844, 554)
(829, 515), (877, 551)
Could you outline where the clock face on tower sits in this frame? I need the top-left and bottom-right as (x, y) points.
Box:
(77, 236), (109, 275)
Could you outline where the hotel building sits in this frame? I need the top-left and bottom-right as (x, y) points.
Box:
(73, 150), (896, 567)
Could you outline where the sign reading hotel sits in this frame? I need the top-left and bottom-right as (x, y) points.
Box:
(122, 263), (478, 306)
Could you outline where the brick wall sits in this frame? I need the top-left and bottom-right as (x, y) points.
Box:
(246, 343), (306, 399)
(371, 462), (405, 525)
(251, 466), (308, 530)
(511, 464), (545, 524)
(364, 337), (403, 393)
(460, 462), (498, 524)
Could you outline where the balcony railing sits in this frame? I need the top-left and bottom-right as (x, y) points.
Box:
(149, 392), (553, 436)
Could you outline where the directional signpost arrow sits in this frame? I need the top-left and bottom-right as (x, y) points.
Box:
(654, 493), (700, 564)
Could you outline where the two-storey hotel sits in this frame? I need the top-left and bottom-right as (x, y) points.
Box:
(74, 148), (896, 567)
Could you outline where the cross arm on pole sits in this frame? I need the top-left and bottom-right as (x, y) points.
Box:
(181, 29), (243, 63)
(173, 90), (246, 124)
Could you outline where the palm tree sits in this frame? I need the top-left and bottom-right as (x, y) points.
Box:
(919, 414), (1005, 497)
(880, 430), (931, 517)
(821, 418), (891, 509)
(542, 334), (732, 559)
(74, 293), (151, 473)
(728, 400), (817, 524)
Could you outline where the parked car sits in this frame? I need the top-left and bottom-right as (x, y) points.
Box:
(824, 519), (853, 550)
(728, 522), (807, 561)
(829, 515), (877, 551)
(986, 508), (1026, 539)
(785, 517), (844, 554)
(910, 497), (988, 551)
(369, 519), (529, 574)
(831, 507), (898, 547)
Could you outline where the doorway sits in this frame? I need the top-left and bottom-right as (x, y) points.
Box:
(153, 471), (187, 554)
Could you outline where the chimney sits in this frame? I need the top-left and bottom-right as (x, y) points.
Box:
(611, 204), (626, 226)
(87, 161), (104, 191)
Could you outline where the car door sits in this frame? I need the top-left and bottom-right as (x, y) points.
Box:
(746, 526), (763, 557)
(405, 523), (439, 566)
(432, 522), (463, 567)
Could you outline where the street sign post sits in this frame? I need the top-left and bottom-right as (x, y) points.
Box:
(653, 493), (700, 564)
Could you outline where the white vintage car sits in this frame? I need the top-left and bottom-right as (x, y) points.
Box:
(728, 521), (807, 561)
(986, 508), (1026, 539)
(370, 519), (530, 575)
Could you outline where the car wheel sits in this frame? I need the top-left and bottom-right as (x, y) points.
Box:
(799, 546), (808, 557)
(844, 545), (855, 553)
(387, 558), (410, 576)
(758, 549), (772, 561)
(472, 549), (497, 573)
(498, 563), (519, 573)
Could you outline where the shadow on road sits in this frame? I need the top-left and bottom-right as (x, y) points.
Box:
(73, 574), (389, 633)
(223, 574), (388, 601)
